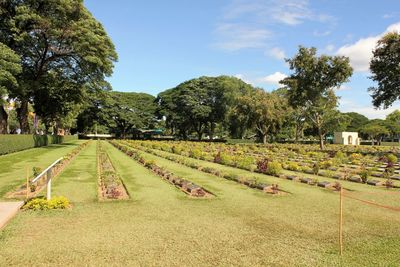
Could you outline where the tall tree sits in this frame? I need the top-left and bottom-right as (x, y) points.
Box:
(281, 46), (353, 149)
(102, 92), (157, 139)
(0, 0), (117, 133)
(234, 88), (287, 144)
(369, 32), (400, 108)
(385, 110), (400, 141)
(157, 76), (253, 140)
(361, 120), (389, 145)
(0, 42), (21, 133)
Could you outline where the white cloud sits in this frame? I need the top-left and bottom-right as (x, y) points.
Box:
(223, 0), (333, 25)
(323, 44), (335, 53)
(258, 71), (287, 86)
(234, 74), (254, 85)
(266, 47), (286, 60)
(214, 23), (271, 51)
(214, 0), (333, 51)
(337, 22), (400, 72)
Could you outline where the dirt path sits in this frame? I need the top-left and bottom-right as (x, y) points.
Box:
(0, 201), (24, 230)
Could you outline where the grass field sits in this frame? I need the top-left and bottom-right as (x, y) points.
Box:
(0, 140), (399, 266)
(0, 140), (86, 200)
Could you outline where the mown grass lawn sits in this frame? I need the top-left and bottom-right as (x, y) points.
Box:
(0, 141), (399, 266)
(0, 140), (85, 200)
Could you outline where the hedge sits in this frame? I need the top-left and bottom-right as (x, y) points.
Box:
(0, 134), (78, 155)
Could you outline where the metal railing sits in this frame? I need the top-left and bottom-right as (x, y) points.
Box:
(31, 157), (63, 200)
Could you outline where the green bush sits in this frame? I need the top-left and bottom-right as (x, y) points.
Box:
(24, 196), (70, 210)
(266, 161), (282, 176)
(0, 134), (78, 155)
(287, 162), (300, 171)
(385, 154), (398, 164)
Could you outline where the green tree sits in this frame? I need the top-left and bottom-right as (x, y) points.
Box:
(361, 121), (389, 145)
(0, 42), (21, 133)
(0, 0), (117, 133)
(157, 76), (253, 140)
(369, 32), (400, 108)
(385, 110), (400, 141)
(344, 112), (369, 132)
(281, 46), (353, 149)
(103, 92), (157, 139)
(234, 88), (287, 144)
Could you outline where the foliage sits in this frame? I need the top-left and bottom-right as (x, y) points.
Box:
(256, 158), (269, 173)
(312, 162), (320, 175)
(0, 42), (21, 133)
(359, 166), (370, 183)
(234, 88), (287, 143)
(282, 46), (353, 149)
(24, 196), (70, 210)
(369, 32), (400, 108)
(385, 153), (398, 164)
(0, 0), (117, 133)
(0, 134), (78, 155)
(266, 161), (283, 176)
(100, 92), (158, 138)
(344, 112), (370, 132)
(361, 121), (389, 145)
(156, 76), (253, 140)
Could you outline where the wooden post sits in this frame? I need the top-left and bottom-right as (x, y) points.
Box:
(339, 187), (344, 256)
(25, 167), (29, 200)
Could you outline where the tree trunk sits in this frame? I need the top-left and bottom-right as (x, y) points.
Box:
(318, 127), (324, 150)
(0, 105), (8, 134)
(262, 134), (267, 144)
(209, 122), (215, 140)
(196, 122), (203, 140)
(17, 100), (30, 134)
(295, 124), (300, 143)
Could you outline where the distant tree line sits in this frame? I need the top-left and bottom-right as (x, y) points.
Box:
(1, 1), (400, 150)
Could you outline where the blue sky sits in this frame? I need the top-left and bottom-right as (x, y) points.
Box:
(85, 0), (400, 119)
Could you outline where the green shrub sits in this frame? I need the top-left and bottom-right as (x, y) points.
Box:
(0, 134), (78, 155)
(189, 149), (202, 159)
(266, 161), (282, 176)
(321, 160), (333, 169)
(24, 196), (70, 210)
(287, 162), (300, 171)
(359, 167), (370, 183)
(312, 163), (320, 175)
(334, 151), (347, 163)
(32, 167), (42, 177)
(386, 154), (398, 164)
(237, 156), (254, 170)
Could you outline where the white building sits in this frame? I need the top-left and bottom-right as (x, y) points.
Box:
(334, 132), (360, 145)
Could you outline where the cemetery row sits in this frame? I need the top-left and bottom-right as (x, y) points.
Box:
(128, 141), (400, 189)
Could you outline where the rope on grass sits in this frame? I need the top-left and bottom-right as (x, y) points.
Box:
(343, 192), (400, 212)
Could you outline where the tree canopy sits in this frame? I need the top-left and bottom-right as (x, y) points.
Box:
(0, 42), (21, 133)
(156, 76), (254, 140)
(0, 0), (117, 133)
(369, 32), (400, 108)
(281, 46), (353, 149)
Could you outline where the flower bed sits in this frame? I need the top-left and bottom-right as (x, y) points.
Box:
(97, 141), (129, 200)
(109, 141), (213, 198)
(119, 141), (282, 195)
(132, 140), (400, 189)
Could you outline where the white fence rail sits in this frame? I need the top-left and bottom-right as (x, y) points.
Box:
(31, 157), (63, 200)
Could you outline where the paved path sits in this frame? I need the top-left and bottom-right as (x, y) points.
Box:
(0, 201), (24, 230)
